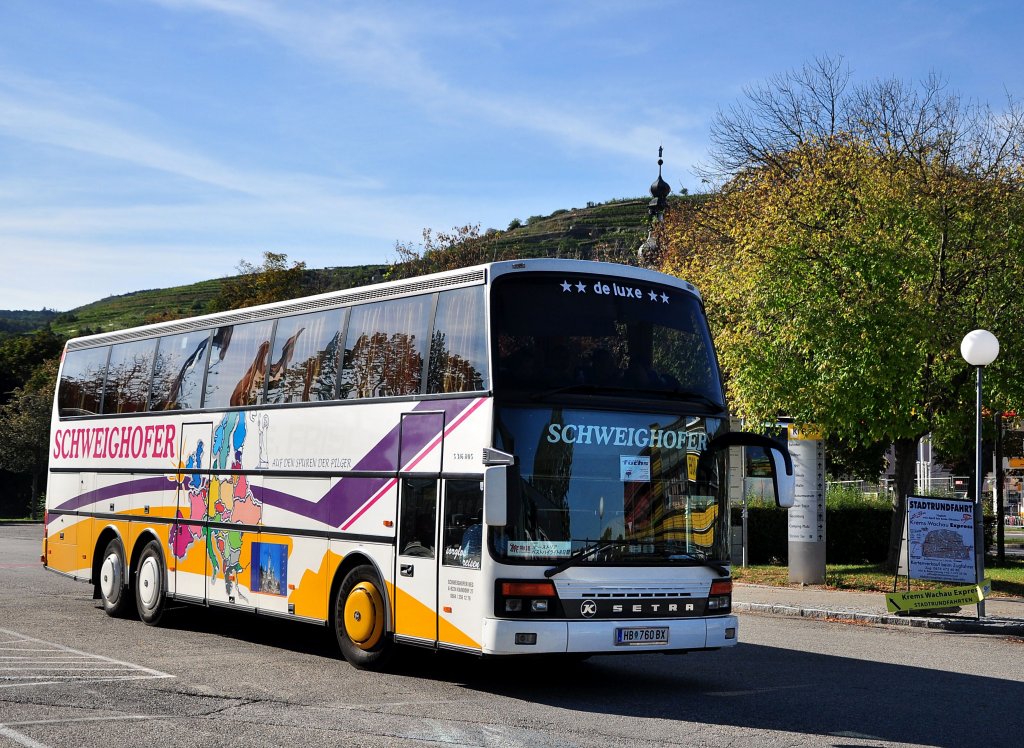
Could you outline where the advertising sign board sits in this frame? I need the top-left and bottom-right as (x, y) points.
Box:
(905, 495), (976, 583)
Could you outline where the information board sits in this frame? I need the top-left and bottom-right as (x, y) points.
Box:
(787, 425), (825, 544)
(786, 424), (825, 584)
(905, 495), (976, 583)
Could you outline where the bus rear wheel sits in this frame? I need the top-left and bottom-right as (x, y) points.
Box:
(334, 565), (392, 670)
(135, 540), (167, 626)
(98, 537), (133, 617)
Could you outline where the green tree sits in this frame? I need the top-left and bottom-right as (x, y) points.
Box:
(0, 358), (59, 518)
(663, 57), (1024, 568)
(0, 327), (65, 399)
(214, 251), (308, 311)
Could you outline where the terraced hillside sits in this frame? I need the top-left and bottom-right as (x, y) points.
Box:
(7, 196), (677, 337)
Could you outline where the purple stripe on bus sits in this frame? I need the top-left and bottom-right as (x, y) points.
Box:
(53, 475), (170, 513)
(52, 397), (479, 528)
(320, 398), (473, 525)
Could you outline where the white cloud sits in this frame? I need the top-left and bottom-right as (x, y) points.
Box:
(145, 0), (706, 168)
(0, 83), (382, 202)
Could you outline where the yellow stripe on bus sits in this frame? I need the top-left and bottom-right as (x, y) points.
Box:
(288, 549), (342, 621)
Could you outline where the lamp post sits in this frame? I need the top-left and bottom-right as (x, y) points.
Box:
(960, 329), (999, 617)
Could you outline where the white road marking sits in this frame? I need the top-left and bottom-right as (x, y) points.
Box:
(0, 628), (173, 689)
(0, 717), (160, 748)
(0, 724), (51, 748)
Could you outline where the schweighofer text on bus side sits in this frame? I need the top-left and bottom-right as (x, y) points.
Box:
(52, 424), (177, 461)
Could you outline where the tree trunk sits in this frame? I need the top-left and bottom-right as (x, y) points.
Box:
(885, 436), (920, 571)
(29, 466), (39, 521)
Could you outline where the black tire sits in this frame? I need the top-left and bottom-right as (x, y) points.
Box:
(333, 565), (392, 670)
(135, 539), (168, 626)
(97, 537), (133, 617)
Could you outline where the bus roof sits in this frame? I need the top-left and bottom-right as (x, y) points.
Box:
(65, 259), (701, 350)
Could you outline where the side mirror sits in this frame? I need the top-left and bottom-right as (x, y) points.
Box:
(770, 448), (795, 509)
(483, 466), (508, 527)
(703, 432), (794, 509)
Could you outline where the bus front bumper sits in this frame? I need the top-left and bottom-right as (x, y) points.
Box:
(480, 614), (738, 656)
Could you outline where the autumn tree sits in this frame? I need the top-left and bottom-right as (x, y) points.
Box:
(663, 56), (1024, 567)
(387, 224), (517, 280)
(214, 251), (308, 311)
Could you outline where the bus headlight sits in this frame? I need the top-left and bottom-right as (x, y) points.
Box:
(496, 580), (559, 618)
(707, 579), (732, 612)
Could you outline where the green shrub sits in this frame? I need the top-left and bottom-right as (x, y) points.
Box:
(732, 490), (890, 564)
(731, 490), (998, 565)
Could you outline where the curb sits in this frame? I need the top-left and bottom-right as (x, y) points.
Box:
(733, 601), (1024, 636)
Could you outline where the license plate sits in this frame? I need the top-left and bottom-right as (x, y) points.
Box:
(615, 626), (669, 646)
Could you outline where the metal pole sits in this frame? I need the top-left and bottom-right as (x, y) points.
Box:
(974, 366), (986, 617)
(741, 495), (748, 568)
(996, 412), (1005, 564)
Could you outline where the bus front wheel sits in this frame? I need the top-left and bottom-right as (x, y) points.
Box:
(333, 565), (392, 670)
(98, 537), (133, 617)
(135, 540), (167, 626)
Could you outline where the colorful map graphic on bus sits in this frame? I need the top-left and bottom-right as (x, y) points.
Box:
(170, 412), (265, 600)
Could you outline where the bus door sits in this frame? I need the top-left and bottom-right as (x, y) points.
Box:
(393, 411), (445, 644)
(174, 422), (212, 602)
(437, 479), (485, 651)
(395, 477), (439, 643)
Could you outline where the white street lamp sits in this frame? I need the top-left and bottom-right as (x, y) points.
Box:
(961, 329), (1000, 367)
(961, 329), (999, 617)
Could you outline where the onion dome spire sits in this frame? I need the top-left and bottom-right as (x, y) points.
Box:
(639, 147), (671, 267)
(648, 146), (671, 218)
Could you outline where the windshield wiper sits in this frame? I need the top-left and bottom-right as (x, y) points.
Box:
(543, 540), (630, 578)
(603, 541), (730, 576)
(646, 543), (729, 575)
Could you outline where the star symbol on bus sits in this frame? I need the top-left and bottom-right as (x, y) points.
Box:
(576, 282), (587, 293)
(561, 280), (572, 292)
(648, 289), (658, 301)
(660, 293), (669, 303)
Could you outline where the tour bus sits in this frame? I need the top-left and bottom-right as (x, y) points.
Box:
(43, 259), (793, 668)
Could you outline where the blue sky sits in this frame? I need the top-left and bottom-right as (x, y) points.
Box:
(1, 0), (1022, 311)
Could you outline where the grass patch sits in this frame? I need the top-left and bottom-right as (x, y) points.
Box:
(733, 559), (1024, 598)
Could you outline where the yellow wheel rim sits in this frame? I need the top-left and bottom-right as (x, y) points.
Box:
(344, 581), (385, 650)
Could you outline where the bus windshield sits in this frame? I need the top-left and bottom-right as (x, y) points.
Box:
(491, 272), (724, 408)
(492, 406), (730, 565)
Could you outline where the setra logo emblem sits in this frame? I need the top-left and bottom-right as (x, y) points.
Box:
(580, 600), (597, 618)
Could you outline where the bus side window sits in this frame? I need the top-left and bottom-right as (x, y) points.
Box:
(266, 308), (345, 404)
(58, 346), (110, 417)
(149, 331), (210, 411)
(427, 286), (488, 394)
(204, 320), (274, 408)
(102, 339), (156, 414)
(399, 478), (437, 558)
(442, 480), (484, 569)
(342, 296), (432, 400)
